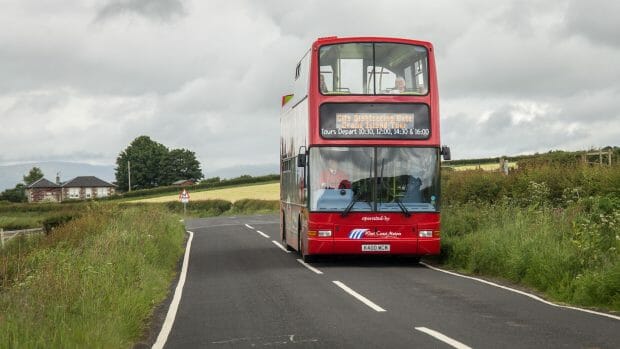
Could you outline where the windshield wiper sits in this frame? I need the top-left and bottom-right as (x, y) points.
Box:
(394, 197), (411, 217)
(341, 191), (372, 217)
(379, 159), (411, 217)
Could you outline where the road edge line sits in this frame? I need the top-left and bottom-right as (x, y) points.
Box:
(152, 230), (194, 349)
(414, 327), (472, 349)
(420, 262), (620, 321)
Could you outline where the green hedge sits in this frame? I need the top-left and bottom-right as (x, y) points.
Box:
(441, 163), (620, 206)
(103, 174), (279, 200)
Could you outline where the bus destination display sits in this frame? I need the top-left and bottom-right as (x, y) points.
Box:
(319, 103), (430, 139)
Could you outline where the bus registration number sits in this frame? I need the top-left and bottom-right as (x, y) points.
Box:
(362, 244), (390, 252)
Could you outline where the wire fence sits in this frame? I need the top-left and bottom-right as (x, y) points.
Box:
(0, 227), (44, 248)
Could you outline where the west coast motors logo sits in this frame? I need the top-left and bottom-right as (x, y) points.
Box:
(348, 229), (402, 239)
(349, 229), (370, 239)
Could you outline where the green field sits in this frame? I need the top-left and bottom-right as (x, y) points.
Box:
(131, 182), (279, 203)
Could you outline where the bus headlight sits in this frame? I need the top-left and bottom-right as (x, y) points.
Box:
(419, 230), (433, 238)
(318, 230), (332, 237)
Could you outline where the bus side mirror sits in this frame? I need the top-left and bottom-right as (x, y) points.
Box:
(297, 153), (307, 167)
(441, 146), (451, 161)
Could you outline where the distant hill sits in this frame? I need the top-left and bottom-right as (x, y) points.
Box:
(0, 162), (115, 191)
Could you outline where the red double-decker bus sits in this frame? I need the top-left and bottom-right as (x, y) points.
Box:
(280, 36), (450, 262)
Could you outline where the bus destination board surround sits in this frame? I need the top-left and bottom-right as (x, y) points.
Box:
(319, 103), (430, 139)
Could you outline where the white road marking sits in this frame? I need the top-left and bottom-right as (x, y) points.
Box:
(152, 230), (194, 349)
(245, 224), (255, 229)
(415, 327), (472, 349)
(332, 281), (386, 312)
(272, 240), (291, 253)
(296, 259), (323, 274)
(421, 262), (620, 321)
(256, 230), (270, 238)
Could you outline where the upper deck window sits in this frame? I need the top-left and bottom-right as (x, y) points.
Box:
(319, 43), (429, 95)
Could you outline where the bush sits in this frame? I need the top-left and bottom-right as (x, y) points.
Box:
(231, 199), (279, 213)
(165, 199), (232, 216)
(42, 214), (78, 234)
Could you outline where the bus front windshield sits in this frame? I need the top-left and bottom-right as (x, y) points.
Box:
(309, 147), (439, 213)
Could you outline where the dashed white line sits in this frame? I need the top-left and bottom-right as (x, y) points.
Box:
(272, 240), (291, 253)
(256, 230), (270, 238)
(421, 262), (620, 321)
(296, 259), (323, 274)
(332, 281), (386, 312)
(152, 230), (194, 349)
(244, 224), (255, 230)
(415, 327), (472, 349)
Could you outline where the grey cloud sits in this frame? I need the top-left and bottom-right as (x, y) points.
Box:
(95, 0), (186, 22)
(563, 0), (620, 48)
(1, 0), (619, 169)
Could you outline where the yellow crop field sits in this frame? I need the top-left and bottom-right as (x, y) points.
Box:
(448, 162), (517, 171)
(131, 182), (280, 203)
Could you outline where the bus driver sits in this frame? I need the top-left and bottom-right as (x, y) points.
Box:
(320, 158), (351, 189)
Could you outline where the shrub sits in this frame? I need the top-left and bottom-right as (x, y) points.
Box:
(231, 199), (279, 213)
(42, 214), (79, 234)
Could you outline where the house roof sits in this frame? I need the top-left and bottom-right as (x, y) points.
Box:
(27, 177), (60, 189)
(62, 176), (116, 188)
(172, 179), (195, 185)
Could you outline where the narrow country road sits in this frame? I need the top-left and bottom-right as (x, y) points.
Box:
(159, 214), (619, 348)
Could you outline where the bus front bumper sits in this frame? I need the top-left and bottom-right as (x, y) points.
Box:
(306, 237), (440, 256)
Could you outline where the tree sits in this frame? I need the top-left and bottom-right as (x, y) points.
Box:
(23, 167), (44, 185)
(0, 184), (26, 203)
(159, 149), (203, 185)
(115, 136), (169, 191)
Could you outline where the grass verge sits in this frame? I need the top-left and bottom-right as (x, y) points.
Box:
(441, 198), (620, 312)
(0, 204), (185, 348)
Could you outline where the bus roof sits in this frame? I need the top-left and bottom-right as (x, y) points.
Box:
(313, 36), (433, 49)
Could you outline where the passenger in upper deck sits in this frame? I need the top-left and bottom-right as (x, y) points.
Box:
(319, 74), (328, 93)
(391, 76), (406, 94)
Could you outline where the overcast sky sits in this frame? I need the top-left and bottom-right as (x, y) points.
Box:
(1, 0), (619, 175)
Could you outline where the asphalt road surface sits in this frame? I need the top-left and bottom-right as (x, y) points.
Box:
(161, 214), (619, 348)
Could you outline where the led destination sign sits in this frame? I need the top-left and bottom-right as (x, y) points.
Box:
(320, 103), (430, 139)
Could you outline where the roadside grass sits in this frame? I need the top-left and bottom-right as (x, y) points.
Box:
(0, 213), (41, 230)
(0, 204), (185, 348)
(0, 202), (88, 230)
(129, 181), (279, 203)
(441, 175), (620, 312)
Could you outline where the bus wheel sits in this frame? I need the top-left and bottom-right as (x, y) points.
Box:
(281, 215), (294, 251)
(299, 237), (314, 263)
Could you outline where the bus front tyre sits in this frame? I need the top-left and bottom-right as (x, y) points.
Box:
(300, 241), (314, 263)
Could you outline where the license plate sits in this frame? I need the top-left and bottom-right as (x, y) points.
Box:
(362, 244), (390, 252)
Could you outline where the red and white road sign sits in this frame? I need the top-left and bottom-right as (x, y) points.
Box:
(179, 189), (190, 204)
